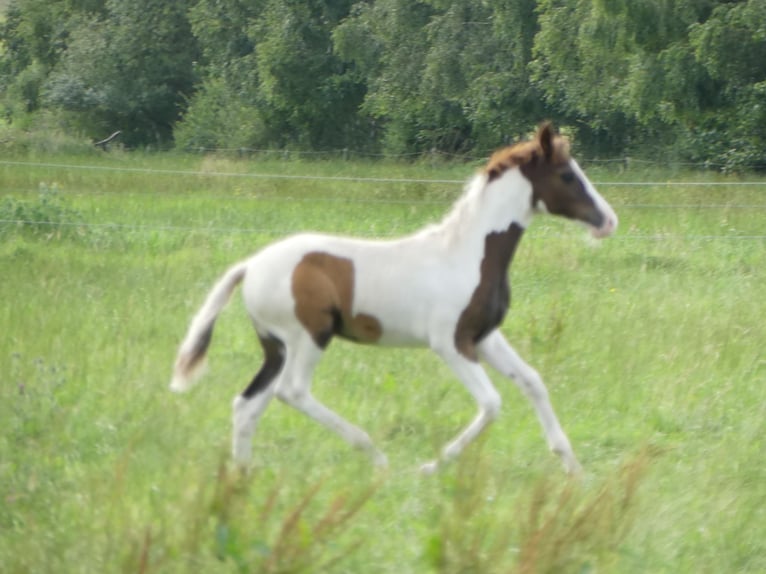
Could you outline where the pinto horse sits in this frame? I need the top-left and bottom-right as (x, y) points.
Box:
(170, 124), (617, 474)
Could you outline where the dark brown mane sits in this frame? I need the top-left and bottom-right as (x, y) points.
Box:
(485, 126), (571, 182)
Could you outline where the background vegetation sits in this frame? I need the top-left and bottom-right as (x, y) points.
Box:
(1, 0), (765, 169)
(1, 153), (764, 572)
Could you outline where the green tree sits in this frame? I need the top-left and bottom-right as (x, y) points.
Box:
(177, 0), (367, 151)
(42, 0), (198, 146)
(463, 0), (542, 150)
(254, 0), (366, 148)
(532, 0), (645, 154)
(2, 0), (765, 168)
(687, 0), (766, 169)
(334, 0), (434, 153)
(530, 0), (734, 158)
(171, 0), (263, 150)
(335, 0), (542, 154)
(0, 0), (82, 117)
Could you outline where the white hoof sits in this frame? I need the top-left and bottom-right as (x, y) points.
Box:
(564, 456), (583, 477)
(419, 460), (440, 476)
(373, 451), (389, 469)
(232, 439), (253, 469)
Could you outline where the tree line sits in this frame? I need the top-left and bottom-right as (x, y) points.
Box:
(1, 0), (764, 170)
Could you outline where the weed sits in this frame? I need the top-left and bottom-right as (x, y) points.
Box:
(424, 446), (650, 574)
(424, 445), (517, 573)
(515, 451), (650, 573)
(116, 461), (378, 574)
(0, 182), (84, 239)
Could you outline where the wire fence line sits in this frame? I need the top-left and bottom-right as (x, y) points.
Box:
(3, 184), (766, 210)
(1, 217), (764, 241)
(0, 160), (464, 186)
(2, 159), (766, 188)
(109, 145), (764, 171)
(2, 158), (765, 240)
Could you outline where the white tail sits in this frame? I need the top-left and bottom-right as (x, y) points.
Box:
(170, 261), (248, 392)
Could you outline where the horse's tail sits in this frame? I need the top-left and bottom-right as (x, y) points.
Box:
(170, 261), (249, 392)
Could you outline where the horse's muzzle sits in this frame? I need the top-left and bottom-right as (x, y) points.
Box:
(590, 211), (618, 238)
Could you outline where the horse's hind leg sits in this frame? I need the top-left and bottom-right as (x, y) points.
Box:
(478, 330), (581, 474)
(275, 334), (388, 467)
(232, 334), (285, 465)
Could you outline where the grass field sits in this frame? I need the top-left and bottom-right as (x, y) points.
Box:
(1, 150), (764, 573)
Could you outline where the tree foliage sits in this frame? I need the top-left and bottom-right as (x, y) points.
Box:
(177, 0), (368, 151)
(2, 0), (197, 146)
(1, 0), (764, 168)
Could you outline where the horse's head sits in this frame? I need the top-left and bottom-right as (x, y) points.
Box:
(486, 123), (618, 238)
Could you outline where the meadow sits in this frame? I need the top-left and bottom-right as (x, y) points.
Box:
(0, 149), (764, 573)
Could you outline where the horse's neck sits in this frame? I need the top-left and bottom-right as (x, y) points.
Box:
(482, 221), (525, 278)
(433, 169), (532, 258)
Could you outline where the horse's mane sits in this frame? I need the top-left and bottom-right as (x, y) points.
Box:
(429, 174), (487, 244)
(484, 134), (571, 181)
(420, 124), (570, 243)
(422, 129), (572, 245)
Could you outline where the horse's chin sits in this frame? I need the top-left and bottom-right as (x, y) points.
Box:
(589, 215), (618, 239)
(590, 226), (611, 239)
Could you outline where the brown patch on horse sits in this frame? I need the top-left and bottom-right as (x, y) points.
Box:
(455, 223), (524, 361)
(242, 334), (285, 398)
(292, 252), (383, 348)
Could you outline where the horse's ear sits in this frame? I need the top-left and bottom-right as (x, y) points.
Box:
(538, 122), (555, 161)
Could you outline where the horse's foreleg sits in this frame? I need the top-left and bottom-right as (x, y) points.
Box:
(275, 335), (388, 467)
(420, 348), (502, 475)
(478, 330), (581, 475)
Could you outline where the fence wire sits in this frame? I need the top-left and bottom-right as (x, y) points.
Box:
(2, 159), (766, 187)
(2, 159), (765, 240)
(1, 217), (764, 241)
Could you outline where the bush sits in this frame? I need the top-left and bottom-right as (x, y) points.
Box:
(173, 77), (268, 152)
(0, 182), (85, 239)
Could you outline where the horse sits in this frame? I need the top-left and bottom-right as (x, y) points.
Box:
(170, 123), (618, 474)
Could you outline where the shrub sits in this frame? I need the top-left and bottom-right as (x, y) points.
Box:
(0, 182), (85, 239)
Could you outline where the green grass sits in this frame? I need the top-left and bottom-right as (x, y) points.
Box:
(1, 152), (765, 573)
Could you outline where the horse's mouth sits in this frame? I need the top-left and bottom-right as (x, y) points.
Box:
(590, 213), (617, 238)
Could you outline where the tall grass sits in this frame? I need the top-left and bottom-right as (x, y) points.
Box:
(1, 152), (764, 572)
(114, 460), (378, 574)
(423, 442), (651, 574)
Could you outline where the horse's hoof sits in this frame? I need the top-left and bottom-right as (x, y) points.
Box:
(419, 460), (439, 475)
(373, 452), (389, 469)
(565, 460), (583, 477)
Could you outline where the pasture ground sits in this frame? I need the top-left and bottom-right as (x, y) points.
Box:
(1, 151), (764, 573)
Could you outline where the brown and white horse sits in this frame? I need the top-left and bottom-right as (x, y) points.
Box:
(170, 124), (617, 474)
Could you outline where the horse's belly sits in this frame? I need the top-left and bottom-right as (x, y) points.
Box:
(370, 324), (428, 348)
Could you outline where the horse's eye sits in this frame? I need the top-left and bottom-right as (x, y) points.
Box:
(560, 172), (576, 184)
